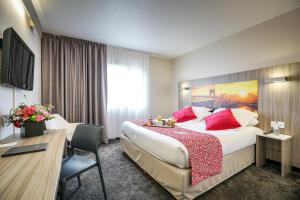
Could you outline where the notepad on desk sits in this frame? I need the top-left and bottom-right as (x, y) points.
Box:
(1, 143), (48, 157)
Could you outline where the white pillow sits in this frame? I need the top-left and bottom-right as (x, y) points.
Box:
(192, 107), (211, 121)
(214, 108), (259, 127)
(247, 118), (259, 126)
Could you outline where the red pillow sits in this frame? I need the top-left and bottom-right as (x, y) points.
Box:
(205, 109), (241, 130)
(172, 106), (197, 123)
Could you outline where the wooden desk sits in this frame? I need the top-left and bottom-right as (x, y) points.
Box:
(0, 130), (66, 200)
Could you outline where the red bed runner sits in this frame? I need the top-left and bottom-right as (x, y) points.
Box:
(133, 121), (223, 185)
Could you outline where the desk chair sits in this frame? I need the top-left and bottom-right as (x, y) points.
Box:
(59, 124), (107, 200)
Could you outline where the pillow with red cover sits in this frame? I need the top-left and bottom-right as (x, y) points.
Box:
(205, 109), (241, 130)
(172, 106), (197, 123)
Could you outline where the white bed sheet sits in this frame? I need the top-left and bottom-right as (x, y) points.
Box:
(121, 120), (263, 168)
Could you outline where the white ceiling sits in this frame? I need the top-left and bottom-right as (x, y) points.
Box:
(33, 0), (300, 58)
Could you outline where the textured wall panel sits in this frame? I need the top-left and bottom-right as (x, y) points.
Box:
(179, 63), (300, 167)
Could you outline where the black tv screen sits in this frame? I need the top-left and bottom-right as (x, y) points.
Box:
(0, 27), (35, 90)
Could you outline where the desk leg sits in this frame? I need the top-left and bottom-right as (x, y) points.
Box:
(63, 140), (68, 158)
(256, 136), (266, 167)
(281, 139), (291, 177)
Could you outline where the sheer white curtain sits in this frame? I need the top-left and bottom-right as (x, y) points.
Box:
(107, 47), (149, 139)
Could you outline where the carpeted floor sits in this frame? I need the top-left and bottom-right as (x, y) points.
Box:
(64, 140), (300, 200)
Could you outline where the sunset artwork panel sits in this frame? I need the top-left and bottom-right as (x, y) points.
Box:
(191, 80), (258, 112)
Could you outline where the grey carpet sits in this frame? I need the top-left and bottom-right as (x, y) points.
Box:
(64, 140), (300, 200)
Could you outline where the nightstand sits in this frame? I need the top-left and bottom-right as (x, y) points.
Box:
(256, 132), (292, 177)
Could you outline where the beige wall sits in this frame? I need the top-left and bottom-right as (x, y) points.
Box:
(172, 8), (300, 109)
(149, 56), (172, 118)
(0, 0), (41, 139)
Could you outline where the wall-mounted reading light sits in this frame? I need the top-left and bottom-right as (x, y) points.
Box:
(265, 76), (287, 83)
(178, 87), (190, 91)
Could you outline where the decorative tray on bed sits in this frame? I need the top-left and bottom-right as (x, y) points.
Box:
(143, 118), (176, 128)
(143, 124), (175, 128)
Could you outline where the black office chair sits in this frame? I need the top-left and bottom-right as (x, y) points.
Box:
(59, 124), (107, 200)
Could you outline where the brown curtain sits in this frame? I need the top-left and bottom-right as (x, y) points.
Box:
(41, 33), (108, 143)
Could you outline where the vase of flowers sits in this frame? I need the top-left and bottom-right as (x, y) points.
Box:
(4, 104), (54, 138)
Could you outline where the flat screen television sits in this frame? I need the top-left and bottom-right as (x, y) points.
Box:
(0, 27), (35, 90)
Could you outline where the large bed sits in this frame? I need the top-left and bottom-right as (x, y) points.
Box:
(122, 120), (261, 168)
(120, 117), (263, 200)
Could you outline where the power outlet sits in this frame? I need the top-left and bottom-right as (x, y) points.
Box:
(278, 122), (285, 129)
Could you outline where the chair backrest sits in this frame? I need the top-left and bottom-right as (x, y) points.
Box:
(71, 124), (103, 154)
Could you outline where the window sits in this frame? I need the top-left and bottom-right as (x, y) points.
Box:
(107, 47), (149, 138)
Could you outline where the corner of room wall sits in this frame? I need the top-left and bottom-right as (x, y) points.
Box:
(0, 0), (41, 140)
(171, 7), (300, 110)
(149, 56), (173, 118)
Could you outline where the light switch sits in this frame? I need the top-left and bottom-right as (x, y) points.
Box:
(278, 122), (285, 129)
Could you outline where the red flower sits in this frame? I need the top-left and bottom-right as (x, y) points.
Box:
(13, 121), (21, 128)
(22, 106), (35, 115)
(21, 114), (29, 121)
(36, 115), (45, 122)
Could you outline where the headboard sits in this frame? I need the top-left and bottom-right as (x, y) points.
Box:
(178, 62), (300, 168)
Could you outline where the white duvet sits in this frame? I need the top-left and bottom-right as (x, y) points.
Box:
(121, 120), (263, 168)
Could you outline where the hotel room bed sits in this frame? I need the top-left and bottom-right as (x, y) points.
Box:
(120, 120), (263, 200)
(122, 120), (262, 168)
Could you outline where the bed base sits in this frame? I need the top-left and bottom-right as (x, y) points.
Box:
(120, 134), (255, 200)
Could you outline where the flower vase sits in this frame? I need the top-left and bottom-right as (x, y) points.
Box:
(20, 121), (46, 138)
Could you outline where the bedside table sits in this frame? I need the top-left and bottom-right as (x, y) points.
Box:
(256, 132), (292, 177)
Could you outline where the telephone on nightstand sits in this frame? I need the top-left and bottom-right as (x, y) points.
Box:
(265, 121), (282, 135)
(263, 130), (272, 135)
